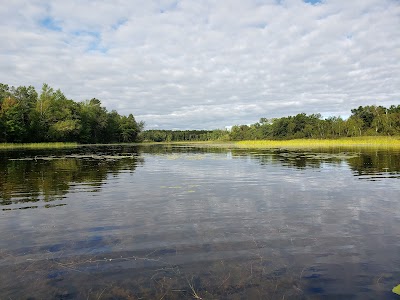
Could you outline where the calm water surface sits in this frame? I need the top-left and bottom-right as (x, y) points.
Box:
(0, 145), (400, 299)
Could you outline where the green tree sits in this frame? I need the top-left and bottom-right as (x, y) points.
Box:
(103, 110), (122, 143)
(345, 116), (364, 136)
(78, 98), (108, 143)
(0, 96), (26, 142)
(350, 106), (375, 130)
(230, 125), (251, 140)
(34, 83), (56, 140)
(120, 114), (141, 142)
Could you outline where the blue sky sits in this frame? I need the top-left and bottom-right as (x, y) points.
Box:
(304, 0), (322, 4)
(1, 0), (399, 129)
(40, 17), (62, 31)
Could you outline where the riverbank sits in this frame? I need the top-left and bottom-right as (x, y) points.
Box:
(142, 136), (400, 150)
(234, 136), (400, 149)
(0, 142), (78, 150)
(2, 136), (400, 150)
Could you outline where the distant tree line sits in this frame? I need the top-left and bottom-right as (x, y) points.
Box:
(0, 83), (144, 143)
(229, 106), (400, 140)
(1, 82), (399, 144)
(142, 105), (400, 142)
(141, 129), (229, 142)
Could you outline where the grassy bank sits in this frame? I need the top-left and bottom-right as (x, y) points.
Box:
(0, 142), (78, 150)
(3, 137), (400, 150)
(235, 137), (400, 149)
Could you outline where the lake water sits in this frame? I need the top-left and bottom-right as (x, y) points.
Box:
(1, 145), (400, 299)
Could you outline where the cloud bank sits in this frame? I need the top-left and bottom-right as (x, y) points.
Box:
(1, 0), (399, 129)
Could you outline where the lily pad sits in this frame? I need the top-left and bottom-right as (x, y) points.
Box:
(393, 284), (400, 295)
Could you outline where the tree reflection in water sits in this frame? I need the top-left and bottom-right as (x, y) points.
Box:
(0, 145), (399, 299)
(0, 146), (142, 210)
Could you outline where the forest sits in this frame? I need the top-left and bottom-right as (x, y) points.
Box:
(0, 83), (143, 143)
(142, 105), (400, 142)
(1, 82), (399, 144)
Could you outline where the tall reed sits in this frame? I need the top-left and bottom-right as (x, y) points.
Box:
(235, 137), (400, 149)
(0, 142), (78, 149)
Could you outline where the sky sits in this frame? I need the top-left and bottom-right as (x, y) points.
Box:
(1, 0), (399, 129)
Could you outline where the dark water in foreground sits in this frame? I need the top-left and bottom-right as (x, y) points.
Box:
(1, 145), (400, 299)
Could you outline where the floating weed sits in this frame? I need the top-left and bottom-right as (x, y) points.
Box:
(160, 184), (199, 193)
(166, 154), (181, 160)
(9, 154), (136, 161)
(393, 284), (400, 295)
(282, 152), (360, 160)
(186, 155), (206, 160)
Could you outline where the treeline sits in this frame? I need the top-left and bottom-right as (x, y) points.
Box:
(141, 129), (229, 142)
(2, 82), (399, 144)
(229, 105), (400, 140)
(0, 83), (143, 143)
(142, 105), (400, 142)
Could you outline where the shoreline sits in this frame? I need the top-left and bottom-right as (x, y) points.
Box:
(2, 136), (400, 150)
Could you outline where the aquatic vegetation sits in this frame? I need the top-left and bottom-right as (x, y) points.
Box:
(393, 284), (400, 295)
(2, 145), (400, 298)
(235, 137), (400, 149)
(0, 245), (305, 299)
(0, 142), (78, 149)
(9, 154), (136, 161)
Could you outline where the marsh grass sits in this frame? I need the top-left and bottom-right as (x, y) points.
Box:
(0, 142), (78, 149)
(235, 136), (400, 149)
(144, 137), (400, 151)
(3, 137), (400, 150)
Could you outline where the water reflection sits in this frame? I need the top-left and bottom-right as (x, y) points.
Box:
(231, 148), (400, 180)
(0, 146), (142, 210)
(145, 144), (400, 175)
(0, 145), (399, 299)
(1, 146), (400, 211)
(347, 150), (400, 180)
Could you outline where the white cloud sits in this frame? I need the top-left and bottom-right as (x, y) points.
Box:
(1, 0), (399, 129)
